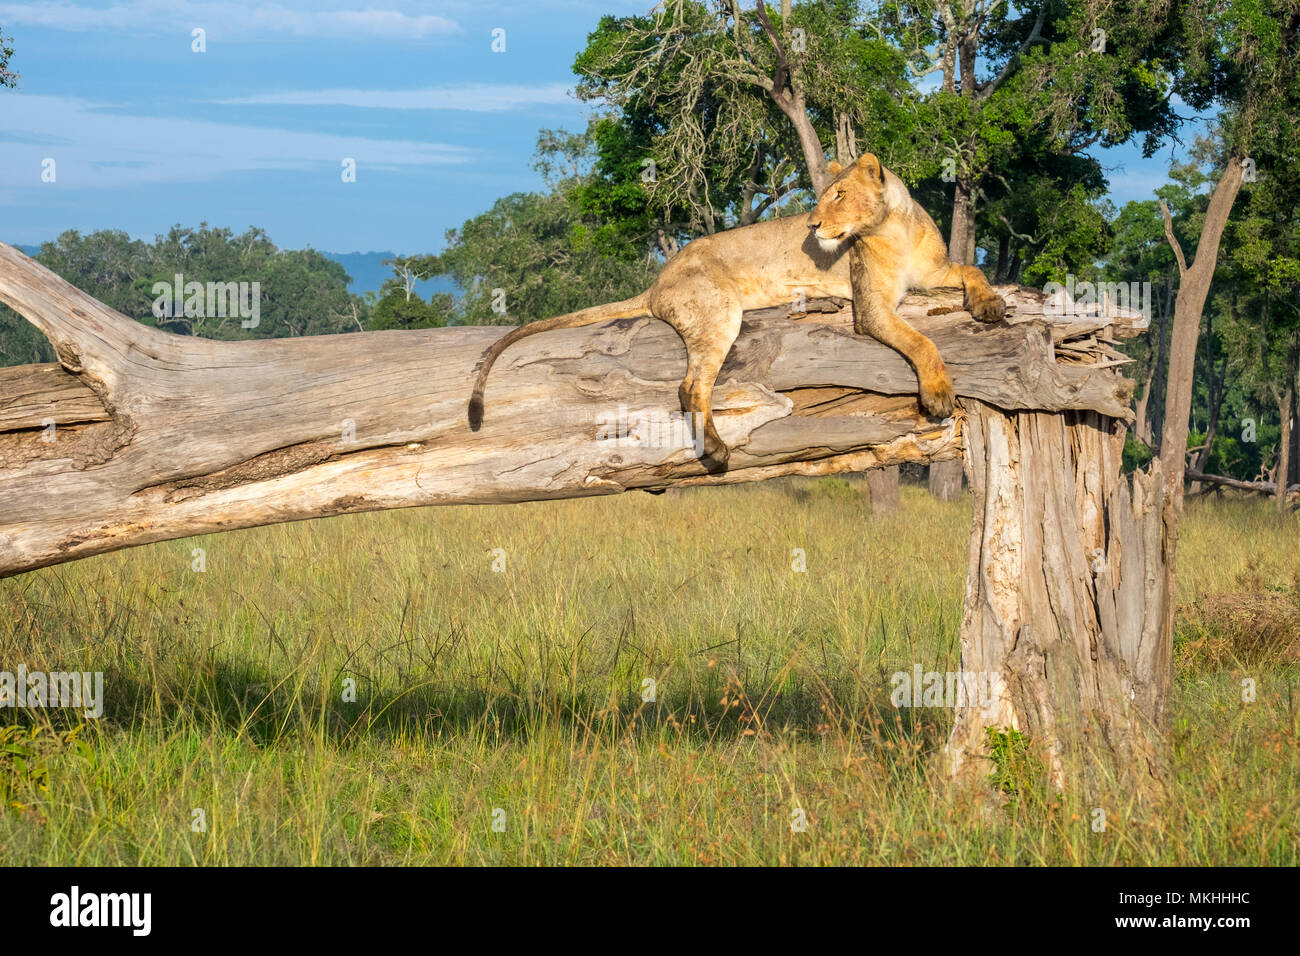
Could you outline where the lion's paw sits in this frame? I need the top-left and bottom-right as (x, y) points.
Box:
(920, 373), (956, 419)
(970, 293), (1006, 324)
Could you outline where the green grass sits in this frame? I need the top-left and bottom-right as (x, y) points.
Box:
(1, 479), (1296, 864)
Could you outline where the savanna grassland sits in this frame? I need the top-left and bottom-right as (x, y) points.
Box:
(1, 478), (1296, 865)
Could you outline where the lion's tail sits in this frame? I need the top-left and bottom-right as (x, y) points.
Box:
(467, 292), (651, 430)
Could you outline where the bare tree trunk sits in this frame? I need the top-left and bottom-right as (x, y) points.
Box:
(1158, 161), (1246, 510)
(947, 26), (978, 264)
(835, 111), (858, 164)
(865, 466), (901, 513)
(947, 403), (1169, 799)
(656, 228), (679, 261)
(1276, 337), (1298, 511)
(948, 178), (975, 265)
(1134, 378), (1153, 447)
(775, 88), (828, 192)
(754, 2), (829, 193)
(964, 190), (978, 267)
(928, 459), (963, 500)
(951, 157), (1246, 801)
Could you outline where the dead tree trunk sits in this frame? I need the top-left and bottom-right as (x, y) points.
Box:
(2, 239), (1136, 577)
(945, 404), (1169, 795)
(929, 460), (964, 500)
(1185, 467), (1300, 499)
(865, 466), (901, 513)
(1, 241), (1162, 791)
(1277, 337), (1298, 512)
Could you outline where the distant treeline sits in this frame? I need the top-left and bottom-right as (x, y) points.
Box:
(0, 226), (370, 365)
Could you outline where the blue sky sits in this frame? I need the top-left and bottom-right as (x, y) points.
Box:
(0, 1), (1194, 256)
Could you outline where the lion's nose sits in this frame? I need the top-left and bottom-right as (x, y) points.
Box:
(809, 217), (820, 229)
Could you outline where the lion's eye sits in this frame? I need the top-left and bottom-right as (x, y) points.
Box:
(834, 190), (845, 201)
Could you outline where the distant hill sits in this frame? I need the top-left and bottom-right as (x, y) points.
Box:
(321, 251), (459, 300)
(17, 244), (40, 256)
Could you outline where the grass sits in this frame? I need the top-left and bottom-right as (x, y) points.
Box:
(1, 478), (1297, 865)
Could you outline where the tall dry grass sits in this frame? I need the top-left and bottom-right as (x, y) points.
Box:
(1, 480), (1295, 864)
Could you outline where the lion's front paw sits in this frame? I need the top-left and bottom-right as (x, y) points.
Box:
(919, 372), (955, 419)
(969, 293), (1006, 324)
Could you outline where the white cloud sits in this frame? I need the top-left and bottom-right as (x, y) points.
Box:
(0, 1), (460, 40)
(0, 94), (471, 189)
(217, 83), (575, 112)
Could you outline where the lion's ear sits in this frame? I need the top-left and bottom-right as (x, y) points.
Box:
(857, 153), (885, 182)
(828, 160), (844, 177)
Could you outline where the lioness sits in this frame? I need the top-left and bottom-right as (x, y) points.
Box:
(467, 153), (1005, 464)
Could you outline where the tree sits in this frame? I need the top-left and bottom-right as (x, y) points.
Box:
(1102, 197), (1181, 448)
(574, 2), (918, 240)
(1157, 0), (1300, 514)
(879, 0), (1180, 266)
(367, 282), (454, 331)
(410, 128), (661, 328)
(1, 26), (16, 88)
(6, 236), (1166, 793)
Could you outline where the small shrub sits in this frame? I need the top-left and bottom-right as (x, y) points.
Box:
(986, 727), (1047, 807)
(0, 723), (92, 817)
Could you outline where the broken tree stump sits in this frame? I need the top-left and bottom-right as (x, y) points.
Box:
(0, 240), (1165, 794)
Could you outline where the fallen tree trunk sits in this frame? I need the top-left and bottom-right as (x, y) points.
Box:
(1185, 467), (1300, 499)
(2, 240), (1167, 795)
(0, 240), (1131, 578)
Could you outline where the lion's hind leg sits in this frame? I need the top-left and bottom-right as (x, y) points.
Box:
(650, 273), (744, 469)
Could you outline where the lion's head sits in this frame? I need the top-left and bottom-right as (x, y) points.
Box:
(810, 153), (902, 251)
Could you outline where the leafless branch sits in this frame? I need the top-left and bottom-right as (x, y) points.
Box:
(1159, 200), (1189, 276)
(976, 3), (1047, 102)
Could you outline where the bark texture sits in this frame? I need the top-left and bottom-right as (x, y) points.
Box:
(865, 465), (901, 513)
(945, 403), (1169, 797)
(929, 458), (964, 501)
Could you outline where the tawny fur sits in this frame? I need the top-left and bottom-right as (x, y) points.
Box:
(467, 153), (1005, 466)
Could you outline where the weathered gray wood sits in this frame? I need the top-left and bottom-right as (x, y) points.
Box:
(0, 363), (109, 430)
(945, 403), (1169, 797)
(929, 458), (964, 501)
(865, 466), (901, 513)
